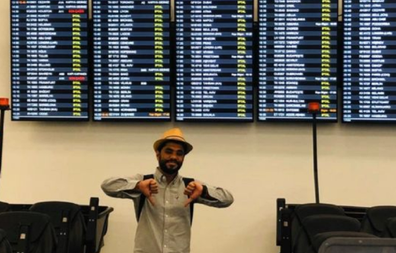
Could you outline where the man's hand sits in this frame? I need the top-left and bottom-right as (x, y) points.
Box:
(184, 181), (203, 207)
(137, 179), (158, 205)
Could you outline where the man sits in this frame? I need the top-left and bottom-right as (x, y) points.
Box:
(101, 127), (234, 253)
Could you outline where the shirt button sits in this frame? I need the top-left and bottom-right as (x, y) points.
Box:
(165, 229), (168, 233)
(164, 245), (167, 248)
(166, 200), (169, 204)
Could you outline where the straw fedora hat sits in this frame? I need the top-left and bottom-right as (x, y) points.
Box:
(153, 128), (193, 155)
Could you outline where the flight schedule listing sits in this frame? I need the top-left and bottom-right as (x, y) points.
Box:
(175, 0), (254, 121)
(93, 0), (171, 120)
(258, 0), (338, 121)
(343, 0), (396, 122)
(11, 0), (89, 120)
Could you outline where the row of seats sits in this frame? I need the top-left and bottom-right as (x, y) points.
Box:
(0, 200), (106, 253)
(277, 200), (396, 253)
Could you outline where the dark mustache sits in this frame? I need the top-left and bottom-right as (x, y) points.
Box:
(167, 159), (179, 164)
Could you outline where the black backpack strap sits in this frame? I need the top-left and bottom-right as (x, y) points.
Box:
(137, 174), (154, 221)
(182, 177), (195, 225)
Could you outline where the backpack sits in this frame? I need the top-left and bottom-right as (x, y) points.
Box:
(137, 174), (195, 225)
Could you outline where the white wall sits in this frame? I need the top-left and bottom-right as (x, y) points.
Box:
(2, 1), (396, 253)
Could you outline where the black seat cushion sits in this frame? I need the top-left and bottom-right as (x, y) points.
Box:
(0, 229), (12, 253)
(294, 215), (361, 253)
(312, 231), (377, 252)
(0, 211), (57, 253)
(383, 217), (396, 238)
(303, 215), (361, 239)
(361, 206), (396, 236)
(292, 204), (345, 249)
(30, 201), (86, 253)
(294, 204), (345, 223)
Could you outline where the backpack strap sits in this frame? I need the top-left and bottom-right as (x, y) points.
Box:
(137, 174), (154, 221)
(182, 177), (195, 225)
(137, 175), (196, 225)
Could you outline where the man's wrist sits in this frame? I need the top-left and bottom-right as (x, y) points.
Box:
(135, 181), (141, 191)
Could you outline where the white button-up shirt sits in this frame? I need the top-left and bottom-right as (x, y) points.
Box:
(101, 168), (234, 253)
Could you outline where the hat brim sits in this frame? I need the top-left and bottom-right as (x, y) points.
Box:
(153, 138), (193, 155)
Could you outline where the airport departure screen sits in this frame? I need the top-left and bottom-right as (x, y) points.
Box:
(343, 0), (396, 122)
(92, 0), (171, 120)
(11, 0), (89, 120)
(258, 0), (338, 121)
(175, 0), (254, 121)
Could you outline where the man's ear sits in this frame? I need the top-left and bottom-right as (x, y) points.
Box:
(155, 150), (160, 161)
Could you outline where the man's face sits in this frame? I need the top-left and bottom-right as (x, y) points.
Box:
(156, 141), (185, 175)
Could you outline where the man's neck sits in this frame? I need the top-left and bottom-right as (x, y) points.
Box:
(164, 174), (176, 184)
(158, 167), (178, 184)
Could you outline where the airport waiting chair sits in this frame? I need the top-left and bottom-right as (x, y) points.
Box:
(312, 231), (376, 253)
(294, 214), (370, 253)
(360, 206), (396, 236)
(291, 203), (346, 250)
(30, 201), (86, 253)
(0, 211), (57, 253)
(0, 229), (12, 253)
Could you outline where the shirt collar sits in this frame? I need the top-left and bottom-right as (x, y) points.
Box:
(154, 167), (182, 185)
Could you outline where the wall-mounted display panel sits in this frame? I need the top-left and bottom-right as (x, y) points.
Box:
(343, 0), (396, 122)
(175, 0), (254, 121)
(258, 0), (338, 121)
(92, 0), (171, 121)
(11, 0), (89, 120)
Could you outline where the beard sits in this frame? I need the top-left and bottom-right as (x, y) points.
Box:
(158, 158), (183, 175)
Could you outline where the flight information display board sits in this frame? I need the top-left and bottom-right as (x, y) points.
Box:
(175, 0), (254, 121)
(343, 0), (396, 122)
(92, 0), (171, 121)
(11, 0), (89, 120)
(258, 0), (338, 121)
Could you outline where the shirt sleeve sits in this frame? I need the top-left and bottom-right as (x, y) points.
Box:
(101, 175), (144, 199)
(196, 182), (234, 208)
